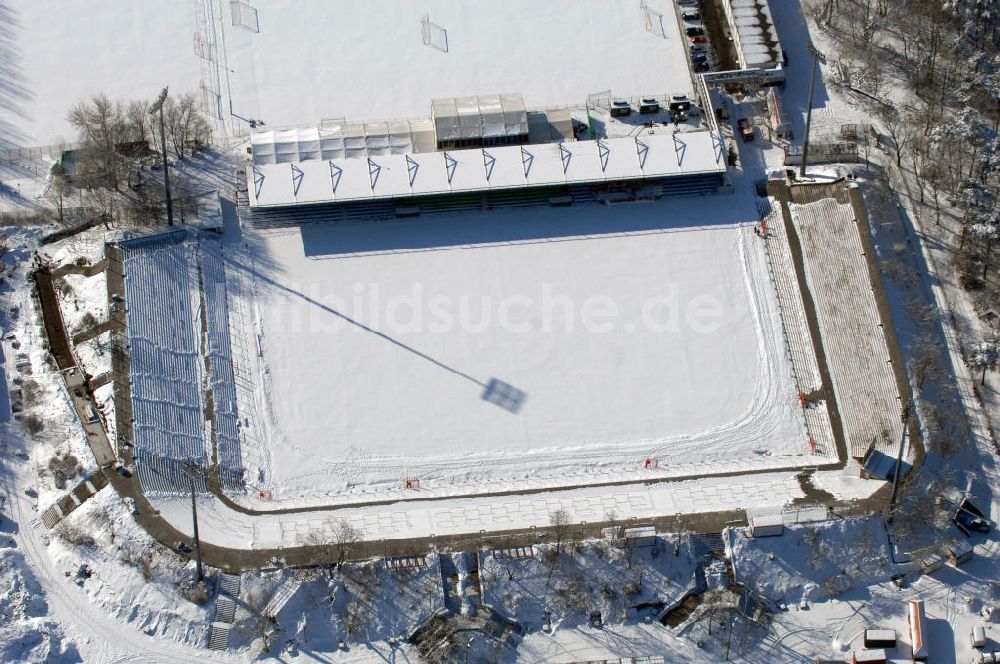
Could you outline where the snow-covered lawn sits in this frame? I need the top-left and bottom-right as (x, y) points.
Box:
(232, 555), (443, 657)
(231, 199), (810, 502)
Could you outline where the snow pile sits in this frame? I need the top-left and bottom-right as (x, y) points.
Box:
(45, 488), (213, 647)
(231, 554), (443, 657)
(730, 517), (892, 604)
(0, 545), (80, 663)
(479, 537), (696, 631)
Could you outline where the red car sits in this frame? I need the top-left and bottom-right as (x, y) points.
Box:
(690, 35), (709, 44)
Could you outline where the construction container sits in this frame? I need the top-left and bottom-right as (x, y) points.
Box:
(851, 649), (886, 663)
(623, 526), (657, 547)
(919, 553), (944, 574)
(749, 514), (784, 538)
(862, 629), (896, 649)
(946, 539), (974, 566)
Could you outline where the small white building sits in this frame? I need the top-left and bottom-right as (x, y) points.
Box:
(749, 514), (784, 538)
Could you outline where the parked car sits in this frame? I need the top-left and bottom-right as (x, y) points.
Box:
(610, 100), (631, 117)
(690, 35), (709, 44)
(669, 94), (692, 111)
(682, 10), (701, 21)
(686, 25), (705, 36)
(694, 61), (712, 72)
(737, 118), (755, 141)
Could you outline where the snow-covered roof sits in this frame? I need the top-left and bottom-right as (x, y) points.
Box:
(432, 94), (528, 143)
(724, 0), (783, 70)
(248, 131), (727, 207)
(251, 120), (434, 165)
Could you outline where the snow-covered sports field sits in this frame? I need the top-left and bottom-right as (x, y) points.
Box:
(220, 0), (695, 127)
(230, 201), (811, 503)
(4, 0), (694, 146)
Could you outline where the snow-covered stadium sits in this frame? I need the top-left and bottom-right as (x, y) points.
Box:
(83, 0), (863, 512)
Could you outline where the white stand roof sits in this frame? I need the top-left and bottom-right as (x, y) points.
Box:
(249, 131), (727, 208)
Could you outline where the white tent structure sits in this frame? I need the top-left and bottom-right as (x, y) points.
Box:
(432, 94), (529, 149)
(251, 120), (435, 165)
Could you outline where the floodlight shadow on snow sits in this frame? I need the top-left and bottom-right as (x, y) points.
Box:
(420, 14), (449, 53)
(239, 263), (492, 393)
(482, 378), (527, 414)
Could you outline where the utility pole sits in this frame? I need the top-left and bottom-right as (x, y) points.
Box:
(799, 42), (828, 179)
(181, 460), (204, 582)
(887, 402), (912, 522)
(149, 87), (174, 226)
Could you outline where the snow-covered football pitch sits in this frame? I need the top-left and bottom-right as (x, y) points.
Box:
(228, 199), (814, 504)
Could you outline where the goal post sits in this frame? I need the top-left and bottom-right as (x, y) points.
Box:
(230, 0), (259, 33)
(420, 14), (448, 52)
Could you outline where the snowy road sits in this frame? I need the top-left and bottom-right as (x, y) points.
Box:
(0, 426), (238, 663)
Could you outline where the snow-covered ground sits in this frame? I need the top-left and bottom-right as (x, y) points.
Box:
(4, 0), (694, 147)
(150, 471), (807, 549)
(480, 538), (697, 631)
(221, 0), (695, 129)
(228, 198), (810, 502)
(1, 1), (202, 147)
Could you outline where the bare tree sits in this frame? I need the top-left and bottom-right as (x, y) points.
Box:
(550, 509), (570, 554)
(879, 106), (907, 168)
(303, 520), (363, 574)
(164, 93), (212, 160)
(43, 162), (68, 223)
(331, 520), (362, 569)
(907, 334), (944, 390)
(68, 93), (132, 191)
(969, 334), (1000, 385)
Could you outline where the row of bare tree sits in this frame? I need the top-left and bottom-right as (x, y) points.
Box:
(45, 92), (212, 226)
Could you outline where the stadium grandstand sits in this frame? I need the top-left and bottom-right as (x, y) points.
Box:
(120, 232), (244, 494)
(245, 92), (729, 226)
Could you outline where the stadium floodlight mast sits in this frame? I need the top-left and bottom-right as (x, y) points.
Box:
(799, 42), (828, 179)
(148, 87), (174, 226)
(180, 460), (205, 582)
(887, 402), (912, 523)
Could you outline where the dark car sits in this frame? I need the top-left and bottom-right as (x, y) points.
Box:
(686, 25), (705, 36)
(737, 118), (755, 141)
(957, 512), (991, 533)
